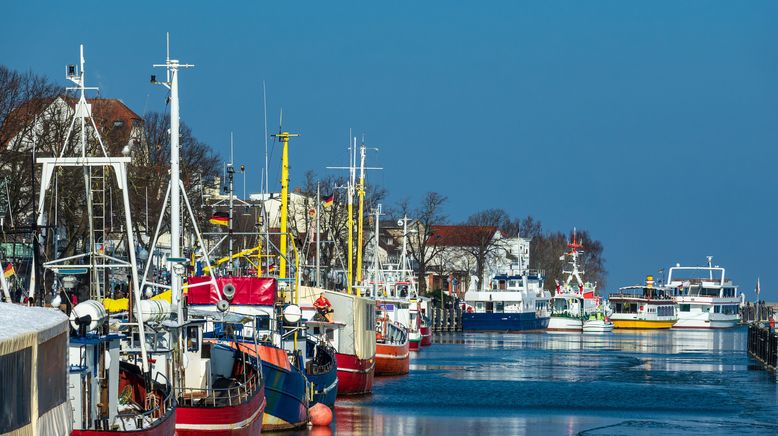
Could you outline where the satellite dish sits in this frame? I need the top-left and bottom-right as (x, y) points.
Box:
(283, 304), (302, 324)
(222, 283), (236, 300)
(397, 219), (403, 227)
(217, 299), (230, 313)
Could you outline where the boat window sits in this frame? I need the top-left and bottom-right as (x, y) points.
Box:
(658, 305), (674, 317)
(679, 304), (690, 312)
(186, 325), (199, 352)
(366, 306), (376, 330)
(476, 302), (484, 311)
(722, 305), (738, 315)
(508, 280), (518, 289)
(495, 302), (504, 312)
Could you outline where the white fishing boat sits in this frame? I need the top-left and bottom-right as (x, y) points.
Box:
(462, 271), (551, 332)
(548, 230), (611, 332)
(667, 257), (742, 329)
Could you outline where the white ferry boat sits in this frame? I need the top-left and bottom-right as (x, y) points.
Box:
(609, 277), (678, 329)
(462, 271), (551, 332)
(667, 257), (742, 329)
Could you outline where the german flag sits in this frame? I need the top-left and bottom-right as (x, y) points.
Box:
(3, 263), (14, 278)
(209, 211), (229, 226)
(322, 194), (334, 208)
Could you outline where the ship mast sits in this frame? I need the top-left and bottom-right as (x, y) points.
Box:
(153, 39), (193, 320)
(271, 130), (299, 281)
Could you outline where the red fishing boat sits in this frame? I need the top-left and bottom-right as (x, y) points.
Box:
(375, 314), (410, 376)
(300, 288), (376, 395)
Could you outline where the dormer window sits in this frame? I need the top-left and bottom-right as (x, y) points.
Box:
(113, 119), (124, 128)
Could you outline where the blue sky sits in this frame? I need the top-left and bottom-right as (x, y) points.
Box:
(2, 1), (777, 300)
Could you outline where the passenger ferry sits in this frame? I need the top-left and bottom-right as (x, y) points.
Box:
(609, 277), (677, 329)
(667, 257), (742, 329)
(462, 271), (551, 332)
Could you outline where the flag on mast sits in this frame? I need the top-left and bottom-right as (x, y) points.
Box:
(3, 263), (15, 278)
(322, 194), (334, 208)
(209, 211), (229, 226)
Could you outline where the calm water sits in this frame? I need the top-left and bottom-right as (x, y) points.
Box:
(322, 327), (778, 435)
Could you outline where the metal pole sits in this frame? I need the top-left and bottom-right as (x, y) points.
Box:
(355, 142), (366, 289)
(169, 61), (183, 320)
(316, 181), (321, 287)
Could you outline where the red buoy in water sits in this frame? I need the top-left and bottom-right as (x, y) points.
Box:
(309, 403), (333, 427)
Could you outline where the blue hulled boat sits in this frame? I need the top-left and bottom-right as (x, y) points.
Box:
(462, 271), (551, 332)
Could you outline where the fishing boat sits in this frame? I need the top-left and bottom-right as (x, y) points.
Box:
(187, 276), (310, 431)
(548, 231), (612, 332)
(609, 277), (677, 329)
(304, 320), (341, 408)
(300, 287), (376, 395)
(667, 257), (742, 329)
(462, 270), (551, 332)
(375, 301), (410, 375)
(30, 45), (177, 435)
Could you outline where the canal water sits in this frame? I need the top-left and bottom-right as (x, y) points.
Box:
(328, 327), (778, 435)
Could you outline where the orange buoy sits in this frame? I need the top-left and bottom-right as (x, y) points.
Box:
(309, 403), (333, 427)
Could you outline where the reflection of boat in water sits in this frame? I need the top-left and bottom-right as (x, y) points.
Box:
(609, 277), (677, 329)
(462, 271), (551, 332)
(667, 257), (742, 329)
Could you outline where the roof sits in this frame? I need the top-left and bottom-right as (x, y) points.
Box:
(2, 96), (143, 152)
(429, 225), (500, 247)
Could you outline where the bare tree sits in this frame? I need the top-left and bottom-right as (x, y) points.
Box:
(403, 192), (447, 293)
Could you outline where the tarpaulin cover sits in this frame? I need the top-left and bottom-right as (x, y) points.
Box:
(0, 303), (69, 435)
(187, 276), (276, 306)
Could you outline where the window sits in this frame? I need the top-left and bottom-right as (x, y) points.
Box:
(679, 304), (690, 312)
(476, 302), (484, 310)
(495, 302), (504, 313)
(186, 326), (199, 352)
(113, 119), (124, 128)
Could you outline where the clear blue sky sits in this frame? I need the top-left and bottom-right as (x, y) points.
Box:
(2, 1), (777, 300)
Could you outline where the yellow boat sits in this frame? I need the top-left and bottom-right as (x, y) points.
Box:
(608, 276), (678, 329)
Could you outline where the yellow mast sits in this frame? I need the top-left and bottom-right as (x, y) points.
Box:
(355, 143), (366, 296)
(272, 131), (298, 280)
(347, 183), (354, 294)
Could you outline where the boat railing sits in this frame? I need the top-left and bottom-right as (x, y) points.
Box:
(176, 369), (259, 408)
(114, 371), (176, 431)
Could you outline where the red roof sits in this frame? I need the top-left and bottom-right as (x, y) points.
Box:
(428, 225), (500, 247)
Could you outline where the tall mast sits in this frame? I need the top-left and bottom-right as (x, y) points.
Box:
(400, 215), (409, 282)
(228, 133), (234, 275)
(355, 141), (366, 291)
(153, 36), (193, 320)
(347, 138), (355, 294)
(271, 131), (299, 280)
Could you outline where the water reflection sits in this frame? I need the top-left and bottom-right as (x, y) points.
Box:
(327, 328), (776, 435)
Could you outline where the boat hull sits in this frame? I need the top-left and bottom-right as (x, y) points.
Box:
(462, 312), (550, 332)
(175, 386), (265, 436)
(420, 326), (432, 346)
(673, 312), (739, 329)
(71, 409), (177, 436)
(260, 360), (309, 431)
(547, 316), (583, 331)
(583, 320), (614, 333)
(336, 352), (374, 395)
(612, 319), (676, 329)
(307, 364), (338, 409)
(375, 341), (410, 376)
(409, 338), (421, 351)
